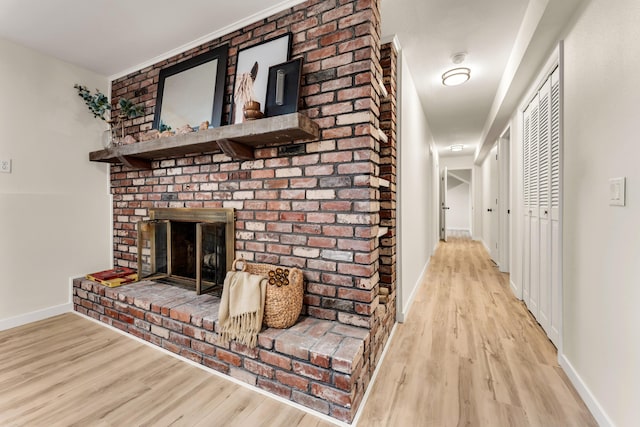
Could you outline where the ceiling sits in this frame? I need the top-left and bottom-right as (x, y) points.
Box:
(0, 0), (582, 162)
(381, 0), (528, 158)
(0, 0), (299, 77)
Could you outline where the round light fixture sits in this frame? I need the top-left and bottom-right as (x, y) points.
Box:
(450, 144), (464, 152)
(442, 67), (471, 86)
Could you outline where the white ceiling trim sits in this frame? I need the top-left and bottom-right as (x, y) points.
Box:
(108, 0), (306, 81)
(381, 34), (401, 53)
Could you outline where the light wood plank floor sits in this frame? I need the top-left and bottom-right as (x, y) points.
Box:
(0, 235), (597, 426)
(0, 315), (334, 427)
(357, 235), (597, 426)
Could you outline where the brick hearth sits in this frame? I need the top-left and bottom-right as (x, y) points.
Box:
(74, 278), (369, 422)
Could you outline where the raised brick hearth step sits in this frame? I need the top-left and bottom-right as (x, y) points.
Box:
(73, 278), (369, 422)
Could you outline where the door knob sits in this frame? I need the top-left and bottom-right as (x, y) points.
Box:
(442, 206), (450, 210)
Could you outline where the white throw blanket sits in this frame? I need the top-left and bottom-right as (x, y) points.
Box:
(218, 271), (267, 348)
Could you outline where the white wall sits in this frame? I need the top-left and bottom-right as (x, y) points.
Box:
(446, 176), (470, 231)
(439, 155), (473, 170)
(560, 0), (640, 425)
(0, 38), (112, 329)
(397, 53), (437, 322)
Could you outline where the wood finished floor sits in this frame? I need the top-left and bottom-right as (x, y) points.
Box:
(0, 315), (334, 427)
(0, 235), (597, 426)
(357, 233), (597, 426)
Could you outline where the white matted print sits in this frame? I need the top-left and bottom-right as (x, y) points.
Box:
(231, 33), (291, 124)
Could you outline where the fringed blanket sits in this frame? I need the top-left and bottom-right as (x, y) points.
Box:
(218, 271), (267, 348)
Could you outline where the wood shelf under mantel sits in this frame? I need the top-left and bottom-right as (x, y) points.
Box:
(89, 112), (319, 168)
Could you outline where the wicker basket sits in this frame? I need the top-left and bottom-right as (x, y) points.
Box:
(232, 259), (304, 329)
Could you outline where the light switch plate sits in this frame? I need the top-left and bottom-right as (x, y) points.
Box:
(609, 177), (626, 206)
(0, 158), (11, 173)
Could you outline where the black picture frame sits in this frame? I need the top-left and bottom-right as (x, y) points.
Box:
(265, 58), (303, 117)
(153, 44), (229, 130)
(230, 33), (292, 124)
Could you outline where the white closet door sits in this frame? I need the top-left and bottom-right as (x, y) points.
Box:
(521, 64), (561, 348)
(537, 77), (552, 335)
(549, 66), (561, 347)
(528, 94), (540, 319)
(522, 103), (531, 306)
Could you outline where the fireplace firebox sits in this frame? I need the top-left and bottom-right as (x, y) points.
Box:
(137, 208), (235, 294)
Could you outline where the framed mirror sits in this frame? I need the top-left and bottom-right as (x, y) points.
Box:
(153, 45), (228, 131)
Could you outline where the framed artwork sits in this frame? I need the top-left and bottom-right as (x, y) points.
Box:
(153, 45), (229, 130)
(264, 58), (303, 117)
(231, 33), (291, 124)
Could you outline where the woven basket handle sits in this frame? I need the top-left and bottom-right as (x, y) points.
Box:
(232, 258), (248, 272)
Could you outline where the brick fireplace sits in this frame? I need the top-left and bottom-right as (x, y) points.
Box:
(74, 0), (399, 422)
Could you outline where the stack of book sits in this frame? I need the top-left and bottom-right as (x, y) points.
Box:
(86, 267), (138, 288)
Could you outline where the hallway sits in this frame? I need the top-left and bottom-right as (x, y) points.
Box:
(357, 234), (597, 426)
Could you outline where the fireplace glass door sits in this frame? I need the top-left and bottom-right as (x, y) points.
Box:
(138, 218), (229, 294)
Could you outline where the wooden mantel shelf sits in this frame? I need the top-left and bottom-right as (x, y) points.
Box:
(89, 113), (319, 168)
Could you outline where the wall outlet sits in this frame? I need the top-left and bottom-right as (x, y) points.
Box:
(0, 158), (11, 173)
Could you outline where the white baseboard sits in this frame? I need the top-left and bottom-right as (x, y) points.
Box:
(510, 278), (521, 300)
(559, 354), (615, 427)
(481, 239), (491, 254)
(398, 258), (429, 323)
(0, 302), (73, 331)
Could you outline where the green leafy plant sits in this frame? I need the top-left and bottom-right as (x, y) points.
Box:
(118, 98), (145, 119)
(74, 84), (111, 121)
(74, 84), (145, 121)
(75, 83), (147, 146)
(159, 120), (172, 132)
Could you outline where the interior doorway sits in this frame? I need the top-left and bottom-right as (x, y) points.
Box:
(442, 168), (472, 239)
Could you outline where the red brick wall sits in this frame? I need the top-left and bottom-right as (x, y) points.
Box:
(363, 41), (398, 372)
(378, 41), (397, 311)
(110, 0), (389, 332)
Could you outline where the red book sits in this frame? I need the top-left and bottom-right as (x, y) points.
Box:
(86, 267), (138, 287)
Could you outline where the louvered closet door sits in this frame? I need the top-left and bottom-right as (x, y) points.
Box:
(537, 77), (552, 335)
(528, 94), (540, 319)
(521, 64), (561, 348)
(549, 67), (561, 347)
(523, 103), (532, 307)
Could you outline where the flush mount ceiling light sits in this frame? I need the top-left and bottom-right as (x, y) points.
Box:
(442, 67), (471, 86)
(450, 144), (464, 152)
(442, 52), (471, 86)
